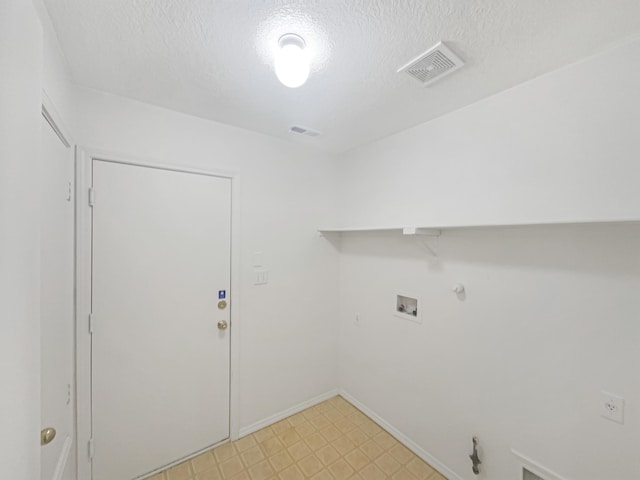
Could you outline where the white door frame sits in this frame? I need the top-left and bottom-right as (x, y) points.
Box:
(75, 148), (242, 480)
(40, 90), (75, 480)
(42, 92), (73, 149)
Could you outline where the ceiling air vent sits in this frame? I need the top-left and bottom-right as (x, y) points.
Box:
(398, 41), (464, 86)
(289, 125), (322, 137)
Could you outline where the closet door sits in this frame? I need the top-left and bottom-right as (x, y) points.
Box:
(40, 115), (74, 480)
(91, 160), (231, 480)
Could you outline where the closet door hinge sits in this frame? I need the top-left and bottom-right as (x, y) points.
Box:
(88, 438), (94, 459)
(88, 313), (94, 334)
(88, 187), (95, 207)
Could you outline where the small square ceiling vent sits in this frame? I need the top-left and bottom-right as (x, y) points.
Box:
(398, 41), (464, 86)
(289, 125), (322, 137)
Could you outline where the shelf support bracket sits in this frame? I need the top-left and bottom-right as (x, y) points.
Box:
(403, 227), (441, 256)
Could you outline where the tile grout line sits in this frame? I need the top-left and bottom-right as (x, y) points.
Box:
(338, 390), (463, 480)
(154, 395), (447, 480)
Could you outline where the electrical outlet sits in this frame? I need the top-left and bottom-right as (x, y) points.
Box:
(601, 391), (625, 424)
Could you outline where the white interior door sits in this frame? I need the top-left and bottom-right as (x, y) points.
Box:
(40, 116), (75, 480)
(91, 160), (231, 480)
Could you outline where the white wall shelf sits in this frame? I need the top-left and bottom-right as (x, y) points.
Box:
(318, 218), (640, 236)
(318, 226), (441, 236)
(317, 226), (441, 255)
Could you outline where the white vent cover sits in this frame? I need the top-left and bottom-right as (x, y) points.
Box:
(398, 41), (464, 86)
(289, 125), (322, 137)
(512, 450), (566, 480)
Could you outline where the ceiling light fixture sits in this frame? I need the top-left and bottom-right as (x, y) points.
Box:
(274, 33), (310, 88)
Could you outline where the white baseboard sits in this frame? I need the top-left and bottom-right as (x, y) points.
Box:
(230, 388), (462, 480)
(238, 389), (340, 438)
(339, 389), (463, 480)
(139, 438), (229, 479)
(52, 436), (72, 480)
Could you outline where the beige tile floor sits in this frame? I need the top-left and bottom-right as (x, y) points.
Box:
(149, 395), (446, 480)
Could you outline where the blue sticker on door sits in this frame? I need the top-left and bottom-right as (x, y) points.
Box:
(218, 290), (226, 299)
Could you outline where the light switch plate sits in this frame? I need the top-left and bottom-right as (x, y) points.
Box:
(254, 269), (269, 285)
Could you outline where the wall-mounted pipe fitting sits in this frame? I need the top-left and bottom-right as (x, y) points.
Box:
(470, 436), (481, 475)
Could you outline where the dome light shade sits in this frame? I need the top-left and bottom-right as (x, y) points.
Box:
(274, 34), (310, 88)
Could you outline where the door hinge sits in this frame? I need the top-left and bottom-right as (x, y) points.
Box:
(88, 187), (95, 207)
(88, 313), (94, 334)
(88, 438), (94, 459)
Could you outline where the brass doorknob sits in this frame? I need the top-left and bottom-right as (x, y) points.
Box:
(41, 428), (56, 446)
(217, 320), (228, 330)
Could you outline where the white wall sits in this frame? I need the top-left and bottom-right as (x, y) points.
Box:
(33, 0), (76, 128)
(336, 39), (640, 479)
(68, 87), (340, 431)
(338, 38), (640, 229)
(0, 0), (43, 478)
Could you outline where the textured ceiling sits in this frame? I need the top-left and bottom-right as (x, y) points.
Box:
(45, 0), (640, 153)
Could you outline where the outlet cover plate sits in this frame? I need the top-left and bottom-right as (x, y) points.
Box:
(601, 391), (625, 424)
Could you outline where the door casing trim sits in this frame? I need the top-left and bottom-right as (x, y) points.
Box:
(75, 147), (241, 480)
(41, 90), (77, 480)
